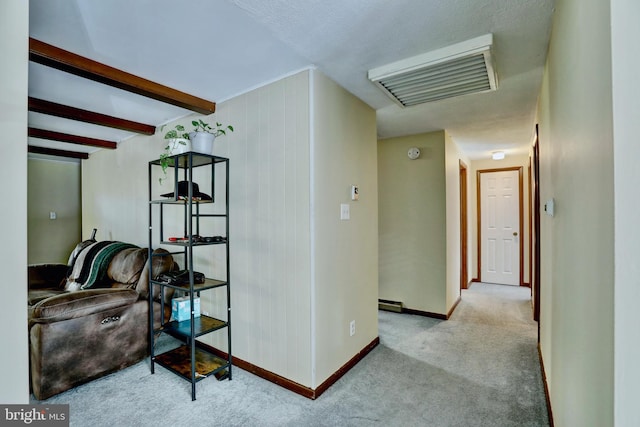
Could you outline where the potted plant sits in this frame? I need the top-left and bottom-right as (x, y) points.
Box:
(157, 120), (234, 183)
(189, 119), (234, 153)
(158, 124), (190, 183)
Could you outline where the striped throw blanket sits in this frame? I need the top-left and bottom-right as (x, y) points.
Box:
(65, 241), (139, 290)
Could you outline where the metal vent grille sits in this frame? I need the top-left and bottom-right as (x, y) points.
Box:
(369, 34), (498, 107)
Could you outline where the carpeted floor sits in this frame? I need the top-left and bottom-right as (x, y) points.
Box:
(33, 283), (549, 426)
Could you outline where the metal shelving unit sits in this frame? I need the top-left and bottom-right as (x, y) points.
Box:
(148, 152), (231, 401)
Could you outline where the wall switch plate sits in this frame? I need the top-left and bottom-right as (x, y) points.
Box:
(49, 211), (57, 220)
(340, 203), (350, 220)
(351, 185), (359, 201)
(544, 198), (555, 217)
(350, 320), (356, 336)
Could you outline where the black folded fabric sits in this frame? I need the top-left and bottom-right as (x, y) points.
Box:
(156, 270), (205, 285)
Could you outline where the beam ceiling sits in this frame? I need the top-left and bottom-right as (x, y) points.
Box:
(28, 97), (156, 135)
(28, 145), (89, 160)
(29, 38), (216, 115)
(28, 128), (117, 149)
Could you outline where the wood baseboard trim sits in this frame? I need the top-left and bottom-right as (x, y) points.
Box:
(537, 343), (554, 427)
(198, 342), (316, 399)
(447, 296), (462, 319)
(314, 336), (380, 398)
(402, 307), (447, 320)
(469, 278), (530, 289)
(404, 296), (460, 321)
(198, 337), (380, 400)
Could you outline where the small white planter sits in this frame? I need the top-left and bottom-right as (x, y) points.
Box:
(189, 132), (216, 154)
(165, 138), (191, 155)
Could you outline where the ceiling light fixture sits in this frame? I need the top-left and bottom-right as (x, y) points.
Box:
(368, 34), (498, 107)
(492, 151), (505, 160)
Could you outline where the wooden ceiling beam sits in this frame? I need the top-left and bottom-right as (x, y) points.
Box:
(29, 38), (216, 115)
(28, 145), (89, 160)
(28, 127), (117, 149)
(28, 97), (156, 135)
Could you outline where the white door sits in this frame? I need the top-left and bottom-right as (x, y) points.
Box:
(481, 170), (520, 286)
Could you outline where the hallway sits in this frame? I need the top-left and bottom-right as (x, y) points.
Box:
(377, 282), (549, 426)
(35, 282), (549, 426)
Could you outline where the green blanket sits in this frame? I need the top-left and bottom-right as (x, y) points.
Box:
(79, 241), (139, 289)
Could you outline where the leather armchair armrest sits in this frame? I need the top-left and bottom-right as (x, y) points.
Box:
(28, 264), (68, 290)
(29, 289), (138, 325)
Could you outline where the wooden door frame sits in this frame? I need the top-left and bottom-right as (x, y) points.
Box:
(460, 160), (469, 290)
(529, 158), (533, 289)
(533, 128), (541, 322)
(476, 166), (525, 286)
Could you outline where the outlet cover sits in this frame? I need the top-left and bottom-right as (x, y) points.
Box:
(340, 204), (350, 220)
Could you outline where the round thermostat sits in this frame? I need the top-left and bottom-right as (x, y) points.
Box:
(407, 147), (421, 160)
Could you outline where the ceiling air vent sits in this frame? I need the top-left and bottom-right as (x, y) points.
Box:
(368, 34), (498, 107)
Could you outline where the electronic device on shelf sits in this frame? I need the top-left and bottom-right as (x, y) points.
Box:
(156, 270), (205, 285)
(167, 235), (226, 244)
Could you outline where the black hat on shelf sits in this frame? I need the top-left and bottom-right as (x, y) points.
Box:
(161, 181), (212, 200)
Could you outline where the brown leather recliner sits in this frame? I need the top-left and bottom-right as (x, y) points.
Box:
(28, 241), (176, 400)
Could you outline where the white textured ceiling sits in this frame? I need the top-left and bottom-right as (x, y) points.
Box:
(28, 0), (554, 159)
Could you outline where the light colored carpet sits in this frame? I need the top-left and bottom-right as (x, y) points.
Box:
(33, 283), (549, 426)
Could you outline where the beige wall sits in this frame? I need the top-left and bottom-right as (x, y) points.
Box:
(378, 131), (447, 315)
(311, 70), (378, 386)
(28, 158), (81, 263)
(537, 0), (615, 424)
(83, 69), (378, 390)
(0, 0), (29, 403)
(209, 70), (313, 386)
(469, 155), (530, 284)
(611, 0), (640, 424)
(84, 70), (314, 386)
(444, 132), (468, 309)
(537, 54), (554, 405)
(82, 132), (153, 243)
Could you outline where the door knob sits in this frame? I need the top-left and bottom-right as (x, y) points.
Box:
(513, 232), (518, 236)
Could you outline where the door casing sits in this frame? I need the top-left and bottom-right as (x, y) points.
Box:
(476, 166), (525, 286)
(532, 129), (541, 322)
(460, 160), (469, 290)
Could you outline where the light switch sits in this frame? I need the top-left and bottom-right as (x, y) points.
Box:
(351, 185), (359, 201)
(340, 203), (350, 220)
(544, 198), (555, 217)
(49, 211), (57, 220)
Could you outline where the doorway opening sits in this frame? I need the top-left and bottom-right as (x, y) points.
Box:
(476, 167), (524, 286)
(532, 128), (541, 323)
(459, 160), (469, 290)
